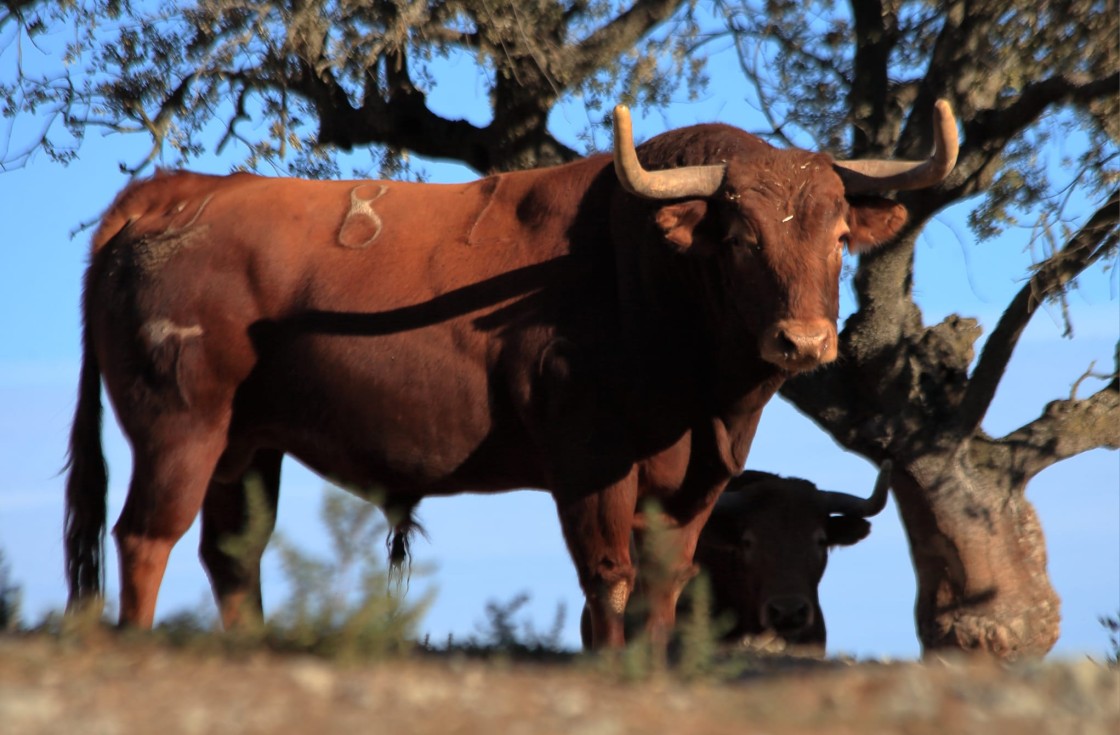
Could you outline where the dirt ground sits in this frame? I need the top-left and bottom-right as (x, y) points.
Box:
(1, 633), (1116, 735)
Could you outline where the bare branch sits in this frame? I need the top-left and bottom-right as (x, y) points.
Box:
(957, 189), (1120, 436)
(216, 84), (253, 156)
(1069, 360), (1118, 401)
(1000, 377), (1120, 481)
(719, 12), (816, 148)
(724, 34), (796, 146)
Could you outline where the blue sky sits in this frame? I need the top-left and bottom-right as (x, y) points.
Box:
(0, 23), (1116, 659)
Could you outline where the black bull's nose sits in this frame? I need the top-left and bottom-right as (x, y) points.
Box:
(763, 595), (814, 633)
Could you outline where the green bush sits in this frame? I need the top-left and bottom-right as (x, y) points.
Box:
(0, 549), (21, 631)
(264, 486), (432, 659)
(1101, 612), (1120, 669)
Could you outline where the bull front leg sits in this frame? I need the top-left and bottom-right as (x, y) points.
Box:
(553, 471), (639, 649)
(633, 507), (706, 650)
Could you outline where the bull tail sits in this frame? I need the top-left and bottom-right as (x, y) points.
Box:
(385, 503), (426, 591)
(63, 309), (108, 613)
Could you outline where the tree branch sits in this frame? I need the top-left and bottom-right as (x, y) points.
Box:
(848, 0), (901, 155)
(294, 2), (600, 172)
(998, 375), (1120, 482)
(977, 71), (1120, 140)
(0, 0), (42, 28)
(720, 9), (850, 149)
(952, 71), (1120, 199)
(568, 0), (687, 83)
(956, 189), (1120, 437)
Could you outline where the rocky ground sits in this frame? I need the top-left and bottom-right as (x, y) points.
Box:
(1, 632), (1117, 735)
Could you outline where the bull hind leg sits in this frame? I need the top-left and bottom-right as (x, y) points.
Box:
(199, 448), (283, 630)
(113, 419), (231, 628)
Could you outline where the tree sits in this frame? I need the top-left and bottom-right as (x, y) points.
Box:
(1, 0), (45, 30)
(719, 0), (1118, 658)
(1, 0), (705, 174)
(4, 0), (1116, 659)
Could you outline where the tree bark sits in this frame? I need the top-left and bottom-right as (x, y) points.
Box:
(894, 450), (1060, 659)
(770, 0), (1120, 659)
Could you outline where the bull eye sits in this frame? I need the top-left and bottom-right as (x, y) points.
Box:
(814, 529), (828, 554)
(739, 529), (757, 557)
(728, 234), (759, 254)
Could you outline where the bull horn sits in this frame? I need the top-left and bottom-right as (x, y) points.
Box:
(821, 460), (893, 517)
(833, 100), (959, 194)
(612, 104), (726, 200)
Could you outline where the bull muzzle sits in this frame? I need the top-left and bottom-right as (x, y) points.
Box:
(759, 318), (838, 372)
(761, 594), (815, 635)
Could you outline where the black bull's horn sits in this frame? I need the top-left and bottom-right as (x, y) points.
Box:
(820, 460), (893, 518)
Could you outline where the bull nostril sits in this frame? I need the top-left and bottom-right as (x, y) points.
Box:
(763, 322), (837, 369)
(763, 597), (813, 633)
(777, 332), (798, 357)
(776, 331), (824, 360)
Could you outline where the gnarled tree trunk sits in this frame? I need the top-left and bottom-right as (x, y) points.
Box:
(895, 451), (1059, 658)
(784, 194), (1119, 658)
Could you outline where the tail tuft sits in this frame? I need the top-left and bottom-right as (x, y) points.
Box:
(385, 504), (426, 591)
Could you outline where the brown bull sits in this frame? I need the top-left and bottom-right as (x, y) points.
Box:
(65, 102), (956, 648)
(695, 461), (892, 651)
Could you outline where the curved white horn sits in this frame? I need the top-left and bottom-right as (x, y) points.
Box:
(834, 100), (959, 193)
(612, 104), (726, 200)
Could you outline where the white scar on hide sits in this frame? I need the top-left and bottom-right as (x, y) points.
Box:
(608, 580), (631, 615)
(338, 184), (389, 249)
(172, 194), (215, 231)
(143, 319), (204, 347)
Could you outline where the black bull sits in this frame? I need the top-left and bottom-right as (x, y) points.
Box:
(581, 462), (892, 651)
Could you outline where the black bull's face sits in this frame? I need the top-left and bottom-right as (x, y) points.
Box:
(694, 471), (887, 648)
(578, 465), (891, 651)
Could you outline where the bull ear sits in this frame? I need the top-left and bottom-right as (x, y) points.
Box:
(826, 516), (871, 547)
(846, 196), (908, 253)
(654, 200), (710, 253)
(696, 506), (741, 553)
